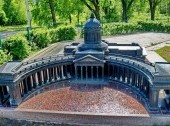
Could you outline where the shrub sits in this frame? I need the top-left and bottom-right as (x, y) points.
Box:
(102, 23), (139, 36)
(32, 29), (51, 48)
(56, 26), (77, 41)
(48, 29), (59, 43)
(3, 34), (30, 60)
(138, 21), (170, 32)
(48, 26), (77, 43)
(0, 50), (12, 64)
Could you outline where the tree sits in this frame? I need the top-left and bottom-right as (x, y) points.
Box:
(48, 0), (57, 26)
(121, 0), (135, 22)
(32, 0), (57, 26)
(56, 0), (84, 24)
(3, 0), (27, 25)
(101, 0), (120, 22)
(80, 0), (101, 20)
(148, 0), (161, 20)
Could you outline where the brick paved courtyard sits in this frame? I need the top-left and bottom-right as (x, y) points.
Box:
(18, 85), (148, 115)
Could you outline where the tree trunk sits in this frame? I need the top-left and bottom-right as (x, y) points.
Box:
(77, 11), (80, 24)
(151, 8), (155, 20)
(94, 3), (100, 21)
(69, 14), (72, 24)
(48, 0), (57, 26)
(122, 1), (128, 23)
(94, 10), (100, 21)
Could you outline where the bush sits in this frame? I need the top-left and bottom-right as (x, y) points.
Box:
(0, 50), (12, 64)
(31, 26), (76, 48)
(56, 26), (77, 41)
(32, 29), (51, 48)
(102, 23), (139, 36)
(3, 34), (30, 60)
(0, 11), (8, 25)
(138, 21), (170, 32)
(48, 28), (59, 43)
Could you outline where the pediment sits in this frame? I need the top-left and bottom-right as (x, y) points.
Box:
(74, 55), (105, 63)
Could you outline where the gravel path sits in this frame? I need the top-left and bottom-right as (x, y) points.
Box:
(18, 85), (148, 115)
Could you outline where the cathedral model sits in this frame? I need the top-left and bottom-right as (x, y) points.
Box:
(0, 14), (170, 112)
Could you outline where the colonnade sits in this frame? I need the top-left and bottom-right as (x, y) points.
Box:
(0, 86), (9, 106)
(18, 64), (73, 98)
(74, 65), (104, 81)
(108, 64), (150, 97)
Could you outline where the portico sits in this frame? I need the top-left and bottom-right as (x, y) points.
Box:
(74, 55), (105, 82)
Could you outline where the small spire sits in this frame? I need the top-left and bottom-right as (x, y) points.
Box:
(90, 13), (95, 18)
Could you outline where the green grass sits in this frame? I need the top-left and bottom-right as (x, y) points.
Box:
(156, 46), (170, 62)
(0, 25), (27, 32)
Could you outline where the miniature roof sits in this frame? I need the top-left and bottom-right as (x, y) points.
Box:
(155, 62), (170, 76)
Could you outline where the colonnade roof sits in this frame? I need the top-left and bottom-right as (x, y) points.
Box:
(0, 62), (21, 73)
(0, 55), (74, 75)
(155, 63), (170, 76)
(106, 56), (156, 74)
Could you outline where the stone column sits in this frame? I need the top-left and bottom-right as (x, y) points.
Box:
(3, 86), (8, 95)
(30, 75), (33, 89)
(91, 66), (93, 80)
(23, 78), (28, 94)
(47, 69), (50, 82)
(19, 82), (24, 96)
(108, 64), (110, 77)
(102, 66), (104, 81)
(122, 67), (125, 82)
(112, 65), (115, 79)
(81, 66), (83, 80)
(61, 65), (64, 79)
(35, 73), (39, 86)
(149, 88), (159, 110)
(65, 65), (68, 78)
(86, 66), (88, 80)
(9, 84), (22, 106)
(32, 74), (37, 89)
(0, 86), (3, 105)
(132, 71), (135, 86)
(127, 69), (131, 84)
(97, 66), (99, 80)
(41, 71), (44, 84)
(75, 66), (77, 80)
(55, 67), (58, 80)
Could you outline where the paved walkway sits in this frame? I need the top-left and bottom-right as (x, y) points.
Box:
(104, 32), (170, 63)
(25, 32), (170, 63)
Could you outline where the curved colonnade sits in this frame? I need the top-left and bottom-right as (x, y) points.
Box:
(0, 55), (158, 111)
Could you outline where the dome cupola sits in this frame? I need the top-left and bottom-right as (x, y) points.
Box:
(84, 13), (101, 44)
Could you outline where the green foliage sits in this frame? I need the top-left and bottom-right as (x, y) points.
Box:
(102, 23), (139, 36)
(0, 10), (8, 25)
(2, 0), (27, 25)
(156, 46), (170, 62)
(56, 26), (77, 41)
(0, 50), (12, 64)
(3, 34), (30, 60)
(32, 29), (51, 48)
(34, 26), (77, 44)
(138, 21), (170, 32)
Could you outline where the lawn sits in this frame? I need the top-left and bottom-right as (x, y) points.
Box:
(0, 25), (27, 32)
(156, 46), (170, 62)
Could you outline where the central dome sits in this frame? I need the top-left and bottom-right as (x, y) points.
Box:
(84, 14), (101, 29)
(84, 14), (101, 45)
(77, 14), (108, 52)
